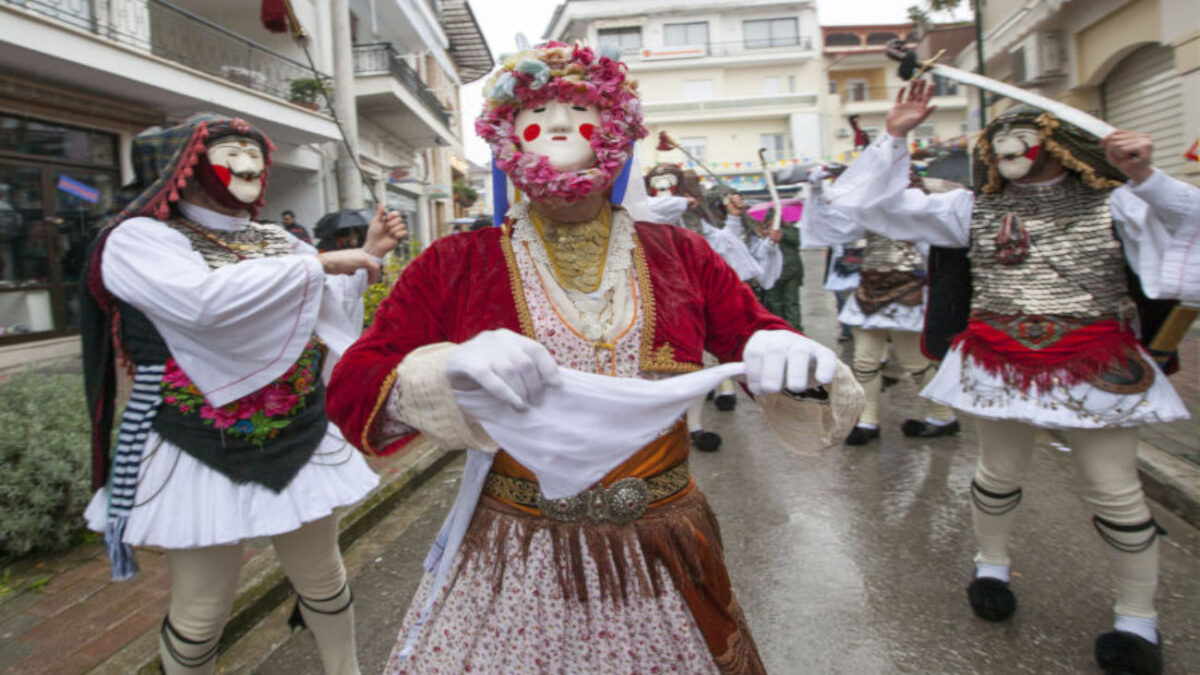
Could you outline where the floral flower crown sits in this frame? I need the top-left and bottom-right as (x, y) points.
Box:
(475, 41), (647, 204)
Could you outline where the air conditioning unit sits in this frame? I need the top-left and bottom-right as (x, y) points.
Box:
(835, 127), (850, 139)
(1010, 31), (1065, 86)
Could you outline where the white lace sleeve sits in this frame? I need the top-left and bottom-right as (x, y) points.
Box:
(393, 342), (499, 452)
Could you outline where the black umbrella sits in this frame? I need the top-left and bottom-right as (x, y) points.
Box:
(313, 208), (373, 240)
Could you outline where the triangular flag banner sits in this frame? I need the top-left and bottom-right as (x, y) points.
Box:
(1186, 138), (1199, 162)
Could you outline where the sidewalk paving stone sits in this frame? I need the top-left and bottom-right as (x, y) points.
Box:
(0, 436), (447, 675)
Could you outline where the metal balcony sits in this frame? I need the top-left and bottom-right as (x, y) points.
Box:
(353, 43), (450, 127)
(2, 0), (331, 113)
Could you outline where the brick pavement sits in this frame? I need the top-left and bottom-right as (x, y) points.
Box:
(0, 446), (432, 675)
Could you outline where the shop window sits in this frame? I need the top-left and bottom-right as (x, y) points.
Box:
(0, 114), (118, 342)
(0, 116), (116, 166)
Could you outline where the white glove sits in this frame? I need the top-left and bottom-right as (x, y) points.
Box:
(445, 329), (562, 411)
(742, 330), (838, 396)
(806, 165), (827, 186)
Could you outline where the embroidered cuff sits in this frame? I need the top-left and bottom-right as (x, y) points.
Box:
(757, 361), (865, 455)
(396, 342), (499, 452)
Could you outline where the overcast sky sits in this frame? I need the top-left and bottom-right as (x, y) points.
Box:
(458, 0), (971, 164)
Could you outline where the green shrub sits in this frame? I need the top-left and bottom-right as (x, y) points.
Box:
(0, 370), (93, 559)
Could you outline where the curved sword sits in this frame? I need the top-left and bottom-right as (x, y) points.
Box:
(885, 40), (1114, 139)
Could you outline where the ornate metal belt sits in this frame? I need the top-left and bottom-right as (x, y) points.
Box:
(971, 311), (1119, 349)
(483, 460), (691, 525)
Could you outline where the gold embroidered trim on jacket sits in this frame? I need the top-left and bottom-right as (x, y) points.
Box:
(634, 237), (701, 373)
(500, 233), (536, 339)
(361, 368), (399, 455)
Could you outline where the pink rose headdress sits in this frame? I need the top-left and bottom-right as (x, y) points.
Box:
(477, 42), (648, 225)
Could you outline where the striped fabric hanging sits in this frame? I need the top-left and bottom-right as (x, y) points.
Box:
(103, 363), (165, 581)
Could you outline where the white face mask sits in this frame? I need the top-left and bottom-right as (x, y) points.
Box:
(206, 137), (265, 203)
(513, 101), (600, 172)
(648, 175), (678, 195)
(991, 127), (1042, 181)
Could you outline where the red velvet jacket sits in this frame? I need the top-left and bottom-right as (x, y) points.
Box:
(327, 220), (794, 455)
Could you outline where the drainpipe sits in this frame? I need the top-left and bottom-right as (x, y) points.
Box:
(973, 0), (987, 128)
(332, 0), (363, 208)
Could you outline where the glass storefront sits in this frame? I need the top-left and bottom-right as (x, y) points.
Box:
(0, 113), (118, 343)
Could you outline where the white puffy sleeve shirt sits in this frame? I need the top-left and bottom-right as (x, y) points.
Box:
(101, 210), (368, 408)
(825, 133), (1200, 296)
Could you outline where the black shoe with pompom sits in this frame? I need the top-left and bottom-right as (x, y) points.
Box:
(845, 425), (880, 446)
(690, 430), (722, 452)
(966, 577), (1016, 622)
(1095, 630), (1163, 675)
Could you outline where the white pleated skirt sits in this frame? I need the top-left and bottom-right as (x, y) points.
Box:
(84, 424), (378, 549)
(838, 294), (926, 331)
(922, 344), (1190, 429)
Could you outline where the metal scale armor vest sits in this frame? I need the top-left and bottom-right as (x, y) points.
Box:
(861, 233), (925, 273)
(969, 176), (1133, 318)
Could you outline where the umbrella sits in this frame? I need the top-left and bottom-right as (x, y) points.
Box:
(747, 198), (803, 225)
(313, 208), (373, 240)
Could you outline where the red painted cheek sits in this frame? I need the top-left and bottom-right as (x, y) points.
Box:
(579, 123), (595, 140)
(1024, 145), (1041, 161)
(211, 164), (233, 187)
(522, 124), (541, 142)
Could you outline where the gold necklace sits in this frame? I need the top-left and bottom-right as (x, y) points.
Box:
(177, 219), (269, 256)
(530, 205), (612, 294)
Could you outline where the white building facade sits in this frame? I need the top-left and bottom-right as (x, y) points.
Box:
(957, 0), (1198, 184)
(545, 0), (826, 197)
(0, 0), (489, 365)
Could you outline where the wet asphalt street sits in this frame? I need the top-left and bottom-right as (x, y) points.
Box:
(255, 251), (1199, 674)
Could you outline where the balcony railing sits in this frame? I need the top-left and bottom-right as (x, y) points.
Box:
(353, 43), (450, 128)
(838, 80), (962, 104)
(624, 36), (817, 62)
(643, 92), (818, 116)
(4, 0), (331, 113)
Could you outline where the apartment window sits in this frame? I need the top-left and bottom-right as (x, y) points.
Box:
(682, 79), (714, 101)
(744, 18), (800, 49)
(598, 27), (642, 53)
(760, 133), (790, 162)
(763, 77), (781, 95)
(915, 123), (936, 139)
(866, 32), (898, 46)
(825, 32), (860, 47)
(828, 80), (838, 94)
(664, 21), (708, 47)
(845, 78), (868, 102)
(932, 74), (959, 96)
(678, 137), (707, 165)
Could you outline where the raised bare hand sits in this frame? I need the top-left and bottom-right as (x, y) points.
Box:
(364, 204), (407, 258)
(1101, 130), (1154, 184)
(885, 79), (938, 138)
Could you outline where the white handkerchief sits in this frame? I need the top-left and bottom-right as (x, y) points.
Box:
(454, 362), (745, 499)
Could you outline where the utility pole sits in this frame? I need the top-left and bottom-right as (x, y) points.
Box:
(973, 0), (987, 128)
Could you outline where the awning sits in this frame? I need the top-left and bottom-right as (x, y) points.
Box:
(440, 0), (494, 83)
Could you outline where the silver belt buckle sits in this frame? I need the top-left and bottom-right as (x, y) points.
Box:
(537, 477), (650, 525)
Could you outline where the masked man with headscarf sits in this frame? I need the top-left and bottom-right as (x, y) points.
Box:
(325, 42), (863, 674)
(827, 80), (1197, 675)
(804, 162), (960, 445)
(81, 113), (405, 675)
